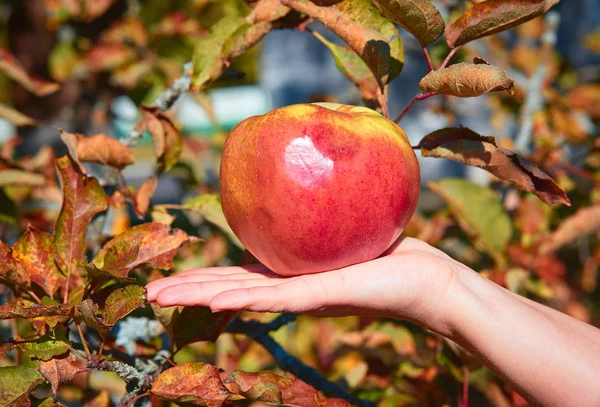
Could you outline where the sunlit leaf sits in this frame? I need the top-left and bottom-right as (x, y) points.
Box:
(539, 206), (600, 254)
(0, 103), (38, 127)
(60, 131), (134, 170)
(134, 176), (158, 218)
(371, 0), (444, 46)
(419, 62), (514, 97)
(20, 331), (71, 361)
(418, 127), (570, 206)
(223, 370), (352, 406)
(90, 223), (198, 280)
(38, 354), (82, 395)
(282, 0), (403, 86)
(104, 285), (146, 326)
(54, 155), (108, 288)
(151, 304), (236, 350)
(0, 48), (60, 96)
(429, 178), (513, 261)
(13, 227), (65, 297)
(151, 362), (238, 405)
(446, 0), (560, 48)
(0, 366), (47, 407)
(183, 194), (243, 249)
(139, 107), (182, 172)
(311, 31), (381, 109)
(0, 299), (73, 320)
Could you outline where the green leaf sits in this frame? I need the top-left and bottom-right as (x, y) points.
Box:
(20, 331), (71, 361)
(53, 155), (108, 286)
(90, 223), (198, 280)
(281, 0), (404, 86)
(183, 194), (243, 249)
(191, 16), (248, 91)
(104, 285), (146, 326)
(446, 0), (560, 48)
(151, 304), (236, 350)
(428, 178), (513, 262)
(372, 0), (444, 46)
(419, 62), (514, 97)
(311, 30), (381, 109)
(0, 366), (47, 407)
(418, 127), (570, 206)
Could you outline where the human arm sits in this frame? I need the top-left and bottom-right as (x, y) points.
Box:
(145, 237), (600, 407)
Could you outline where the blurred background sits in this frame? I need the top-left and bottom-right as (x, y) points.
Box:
(1, 1), (600, 406)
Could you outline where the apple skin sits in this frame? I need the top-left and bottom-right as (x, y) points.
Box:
(220, 103), (420, 276)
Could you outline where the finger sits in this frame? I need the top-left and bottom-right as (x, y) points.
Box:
(146, 270), (277, 301)
(176, 263), (271, 276)
(154, 278), (286, 307)
(209, 271), (350, 313)
(385, 236), (452, 259)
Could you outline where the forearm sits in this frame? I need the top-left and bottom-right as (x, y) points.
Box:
(438, 266), (600, 407)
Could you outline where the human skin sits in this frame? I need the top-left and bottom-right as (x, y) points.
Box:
(146, 237), (600, 406)
(220, 103), (420, 276)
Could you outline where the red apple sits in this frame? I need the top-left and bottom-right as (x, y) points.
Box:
(220, 103), (420, 276)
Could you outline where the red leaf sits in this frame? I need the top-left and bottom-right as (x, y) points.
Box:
(60, 131), (134, 170)
(0, 299), (73, 320)
(133, 177), (158, 217)
(539, 206), (600, 254)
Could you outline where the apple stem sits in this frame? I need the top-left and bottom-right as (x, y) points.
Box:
(393, 92), (438, 123)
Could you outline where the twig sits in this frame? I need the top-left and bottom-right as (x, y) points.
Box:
(421, 42), (434, 71)
(153, 62), (194, 112)
(440, 47), (460, 70)
(122, 391), (150, 407)
(70, 348), (88, 359)
(227, 316), (373, 407)
(76, 323), (93, 360)
(26, 290), (41, 303)
(394, 92), (438, 123)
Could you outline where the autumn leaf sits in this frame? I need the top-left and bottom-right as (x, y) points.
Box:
(446, 0), (560, 48)
(90, 223), (198, 280)
(371, 0), (444, 46)
(151, 304), (236, 350)
(281, 0), (403, 87)
(183, 194), (243, 249)
(0, 366), (47, 407)
(84, 44), (136, 72)
(75, 299), (110, 337)
(0, 240), (30, 288)
(223, 370), (352, 407)
(419, 62), (514, 97)
(82, 391), (110, 407)
(134, 176), (158, 218)
(13, 227), (65, 297)
(0, 168), (46, 187)
(0, 299), (73, 320)
(151, 362), (239, 406)
(0, 48), (60, 97)
(418, 127), (570, 206)
(311, 30), (381, 109)
(104, 285), (146, 326)
(60, 131), (134, 170)
(54, 155), (108, 290)
(139, 107), (182, 172)
(0, 103), (38, 127)
(429, 178), (513, 262)
(38, 354), (83, 395)
(539, 206), (600, 254)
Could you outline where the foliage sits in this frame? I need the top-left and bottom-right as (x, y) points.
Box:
(0, 0), (599, 406)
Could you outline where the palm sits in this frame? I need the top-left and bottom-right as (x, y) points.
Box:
(146, 237), (456, 320)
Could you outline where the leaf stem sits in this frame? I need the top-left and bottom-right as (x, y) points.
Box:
(461, 366), (469, 407)
(440, 47), (460, 70)
(421, 42), (434, 71)
(76, 323), (93, 360)
(394, 92), (438, 123)
(27, 289), (41, 303)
